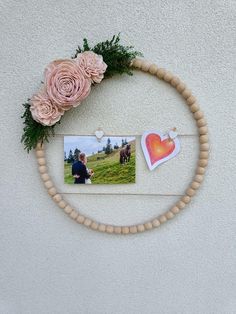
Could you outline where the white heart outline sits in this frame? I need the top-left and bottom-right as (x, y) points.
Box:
(141, 130), (181, 171)
(95, 130), (104, 139)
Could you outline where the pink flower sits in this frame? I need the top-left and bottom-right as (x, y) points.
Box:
(75, 51), (107, 83)
(30, 91), (64, 126)
(44, 59), (91, 110)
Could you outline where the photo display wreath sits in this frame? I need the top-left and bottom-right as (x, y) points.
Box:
(21, 34), (209, 235)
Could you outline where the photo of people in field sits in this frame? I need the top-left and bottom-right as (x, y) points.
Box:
(64, 136), (136, 184)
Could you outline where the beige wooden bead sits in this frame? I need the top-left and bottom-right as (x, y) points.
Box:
(70, 210), (78, 220)
(186, 188), (196, 197)
(122, 226), (130, 234)
(181, 195), (191, 204)
(141, 61), (152, 72)
(37, 158), (46, 166)
(170, 76), (180, 87)
(182, 89), (192, 99)
(199, 151), (209, 159)
(131, 58), (142, 68)
(195, 174), (204, 183)
(196, 166), (205, 175)
(84, 218), (92, 227)
(52, 194), (62, 203)
(159, 215), (167, 223)
(163, 71), (173, 82)
(191, 181), (200, 190)
(91, 222), (99, 230)
(41, 173), (50, 182)
(64, 205), (73, 214)
(166, 211), (174, 219)
(137, 224), (145, 232)
(197, 118), (207, 127)
(130, 226), (138, 234)
(198, 159), (208, 167)
(171, 206), (180, 214)
(177, 201), (186, 209)
(36, 142), (44, 150)
(36, 150), (44, 158)
(200, 143), (209, 151)
(48, 187), (57, 196)
(44, 180), (53, 189)
(98, 224), (106, 232)
(156, 68), (166, 79)
(149, 64), (158, 75)
(199, 135), (208, 144)
(106, 225), (114, 233)
(186, 96), (196, 105)
(38, 165), (47, 174)
(190, 103), (200, 113)
(76, 215), (85, 224)
(152, 219), (161, 227)
(114, 226), (122, 234)
(194, 110), (204, 120)
(58, 200), (67, 209)
(176, 82), (186, 93)
(144, 222), (153, 230)
(199, 126), (208, 135)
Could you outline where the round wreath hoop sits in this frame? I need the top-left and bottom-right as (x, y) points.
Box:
(34, 58), (209, 235)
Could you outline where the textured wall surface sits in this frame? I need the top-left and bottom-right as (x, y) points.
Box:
(0, 1), (236, 313)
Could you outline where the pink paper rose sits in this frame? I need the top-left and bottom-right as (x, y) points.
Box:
(30, 91), (64, 126)
(45, 59), (91, 110)
(76, 51), (107, 83)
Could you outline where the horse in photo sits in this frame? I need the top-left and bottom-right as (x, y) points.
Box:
(120, 144), (131, 164)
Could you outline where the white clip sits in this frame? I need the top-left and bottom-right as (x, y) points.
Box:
(94, 128), (104, 142)
(168, 127), (178, 140)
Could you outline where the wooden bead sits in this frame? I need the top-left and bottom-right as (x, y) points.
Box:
(177, 201), (186, 209)
(64, 205), (73, 214)
(137, 224), (145, 232)
(159, 215), (167, 223)
(114, 226), (122, 234)
(186, 188), (196, 197)
(181, 195), (191, 204)
(170, 76), (180, 87)
(37, 158), (46, 166)
(141, 61), (151, 72)
(200, 143), (209, 151)
(36, 142), (44, 150)
(36, 150), (44, 158)
(131, 58), (142, 68)
(106, 225), (114, 233)
(76, 215), (85, 224)
(144, 222), (153, 230)
(122, 227), (130, 234)
(182, 89), (192, 99)
(58, 200), (67, 209)
(41, 173), (50, 182)
(197, 118), (207, 127)
(199, 135), (208, 144)
(194, 175), (204, 183)
(130, 226), (138, 234)
(194, 110), (204, 120)
(186, 96), (196, 105)
(199, 126), (208, 135)
(44, 180), (53, 189)
(156, 68), (166, 79)
(196, 166), (205, 175)
(152, 219), (161, 227)
(199, 151), (209, 159)
(149, 64), (158, 75)
(98, 224), (106, 232)
(52, 194), (62, 203)
(38, 165), (47, 174)
(190, 103), (199, 113)
(91, 222), (99, 230)
(70, 210), (78, 220)
(191, 181), (200, 190)
(166, 211), (174, 219)
(163, 71), (173, 82)
(84, 218), (92, 227)
(171, 206), (180, 214)
(198, 159), (208, 167)
(176, 82), (186, 93)
(48, 187), (57, 196)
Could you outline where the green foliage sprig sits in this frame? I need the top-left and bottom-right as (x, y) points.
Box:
(22, 34), (143, 152)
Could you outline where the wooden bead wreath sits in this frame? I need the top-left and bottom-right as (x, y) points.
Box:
(34, 57), (209, 235)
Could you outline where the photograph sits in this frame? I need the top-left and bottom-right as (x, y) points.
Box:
(64, 135), (136, 184)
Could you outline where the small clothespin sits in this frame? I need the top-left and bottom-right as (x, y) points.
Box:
(168, 127), (178, 141)
(94, 127), (104, 142)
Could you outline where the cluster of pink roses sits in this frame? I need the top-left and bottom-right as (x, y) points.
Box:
(30, 51), (107, 126)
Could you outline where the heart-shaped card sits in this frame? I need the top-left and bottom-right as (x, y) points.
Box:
(141, 130), (180, 171)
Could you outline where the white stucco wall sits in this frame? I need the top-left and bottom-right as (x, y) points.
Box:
(1, 1), (236, 313)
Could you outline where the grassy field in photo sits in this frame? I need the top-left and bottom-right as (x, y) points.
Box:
(64, 140), (135, 184)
